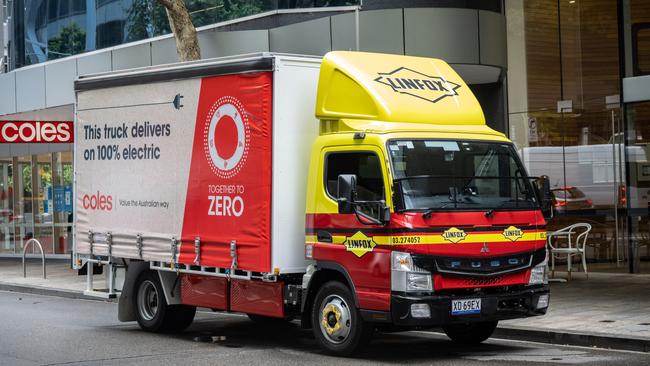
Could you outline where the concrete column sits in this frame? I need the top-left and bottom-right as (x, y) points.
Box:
(505, 0), (529, 149)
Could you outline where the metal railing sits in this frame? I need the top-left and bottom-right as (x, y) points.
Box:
(22, 238), (46, 279)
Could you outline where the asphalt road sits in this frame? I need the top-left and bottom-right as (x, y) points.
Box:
(0, 291), (647, 366)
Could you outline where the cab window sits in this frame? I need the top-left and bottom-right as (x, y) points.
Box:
(325, 152), (385, 202)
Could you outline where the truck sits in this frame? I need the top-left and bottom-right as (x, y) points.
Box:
(73, 51), (552, 356)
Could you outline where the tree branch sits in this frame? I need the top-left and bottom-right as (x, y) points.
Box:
(156, 0), (201, 61)
(157, 0), (173, 11)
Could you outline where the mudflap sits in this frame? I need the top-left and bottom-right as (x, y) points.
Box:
(117, 260), (150, 322)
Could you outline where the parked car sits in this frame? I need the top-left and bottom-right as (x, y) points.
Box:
(551, 186), (593, 212)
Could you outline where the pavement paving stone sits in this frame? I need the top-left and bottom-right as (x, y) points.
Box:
(502, 272), (650, 341)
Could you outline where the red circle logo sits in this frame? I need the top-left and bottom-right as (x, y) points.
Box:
(213, 115), (238, 160)
(203, 96), (250, 178)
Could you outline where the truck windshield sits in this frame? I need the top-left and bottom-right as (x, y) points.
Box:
(388, 139), (537, 211)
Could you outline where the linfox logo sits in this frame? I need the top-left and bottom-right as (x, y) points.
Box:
(503, 226), (524, 242)
(0, 121), (73, 143)
(203, 96), (250, 179)
(343, 231), (377, 258)
(442, 227), (467, 244)
(83, 192), (113, 211)
(374, 67), (462, 103)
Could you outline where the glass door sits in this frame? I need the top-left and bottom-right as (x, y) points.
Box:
(13, 155), (34, 254)
(0, 159), (14, 253)
(625, 101), (650, 273)
(52, 151), (73, 254)
(33, 153), (54, 254)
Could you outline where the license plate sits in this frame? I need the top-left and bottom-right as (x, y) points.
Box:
(451, 298), (482, 315)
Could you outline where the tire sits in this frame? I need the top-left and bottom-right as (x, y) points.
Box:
(311, 281), (372, 356)
(134, 271), (196, 333)
(442, 321), (498, 345)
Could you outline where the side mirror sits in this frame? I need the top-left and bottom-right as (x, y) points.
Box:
(337, 174), (357, 214)
(535, 176), (553, 220)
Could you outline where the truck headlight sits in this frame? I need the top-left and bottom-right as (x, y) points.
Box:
(407, 272), (432, 291)
(391, 251), (433, 292)
(528, 250), (548, 285)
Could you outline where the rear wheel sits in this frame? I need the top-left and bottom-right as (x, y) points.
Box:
(442, 321), (498, 345)
(134, 271), (196, 333)
(311, 281), (372, 356)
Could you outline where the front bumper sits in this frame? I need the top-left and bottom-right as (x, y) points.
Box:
(390, 285), (549, 327)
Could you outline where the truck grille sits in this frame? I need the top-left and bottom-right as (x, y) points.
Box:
(413, 248), (546, 277)
(436, 272), (530, 290)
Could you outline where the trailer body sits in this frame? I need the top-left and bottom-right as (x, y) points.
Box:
(76, 55), (318, 276)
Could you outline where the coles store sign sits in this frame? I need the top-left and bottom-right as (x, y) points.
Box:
(0, 121), (74, 143)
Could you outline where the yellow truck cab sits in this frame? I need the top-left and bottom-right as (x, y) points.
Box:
(303, 52), (551, 354)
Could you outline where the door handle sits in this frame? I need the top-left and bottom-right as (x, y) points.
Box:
(317, 230), (333, 243)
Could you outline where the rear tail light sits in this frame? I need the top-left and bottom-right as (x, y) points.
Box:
(619, 185), (627, 206)
(586, 198), (593, 206)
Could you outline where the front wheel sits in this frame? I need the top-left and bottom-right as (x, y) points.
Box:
(442, 321), (498, 345)
(311, 281), (372, 356)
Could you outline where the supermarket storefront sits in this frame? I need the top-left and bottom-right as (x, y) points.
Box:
(0, 115), (73, 257)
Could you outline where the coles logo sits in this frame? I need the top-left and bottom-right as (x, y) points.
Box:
(203, 96), (250, 179)
(82, 192), (113, 211)
(0, 121), (73, 143)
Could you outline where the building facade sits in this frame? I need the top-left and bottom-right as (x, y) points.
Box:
(506, 0), (650, 274)
(0, 0), (648, 275)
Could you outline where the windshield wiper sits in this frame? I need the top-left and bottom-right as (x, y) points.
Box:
(422, 196), (479, 218)
(484, 199), (533, 217)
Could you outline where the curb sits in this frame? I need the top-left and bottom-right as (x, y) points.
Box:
(0, 282), (117, 302)
(494, 325), (650, 353)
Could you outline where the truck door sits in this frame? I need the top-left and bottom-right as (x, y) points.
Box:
(311, 145), (392, 311)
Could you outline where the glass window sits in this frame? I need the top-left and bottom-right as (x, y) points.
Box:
(506, 0), (628, 273)
(0, 152), (73, 256)
(71, 0), (86, 13)
(325, 152), (384, 202)
(58, 0), (70, 17)
(97, 20), (126, 49)
(48, 0), (59, 21)
(388, 140), (535, 211)
(17, 0), (363, 67)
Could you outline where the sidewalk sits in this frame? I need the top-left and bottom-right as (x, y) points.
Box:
(0, 257), (109, 300)
(0, 258), (648, 352)
(498, 271), (650, 352)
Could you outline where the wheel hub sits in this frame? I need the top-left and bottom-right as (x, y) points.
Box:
(319, 295), (351, 344)
(137, 280), (159, 321)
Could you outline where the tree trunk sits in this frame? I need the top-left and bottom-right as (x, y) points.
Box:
(157, 0), (201, 62)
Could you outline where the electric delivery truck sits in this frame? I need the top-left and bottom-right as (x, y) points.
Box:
(73, 51), (552, 356)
